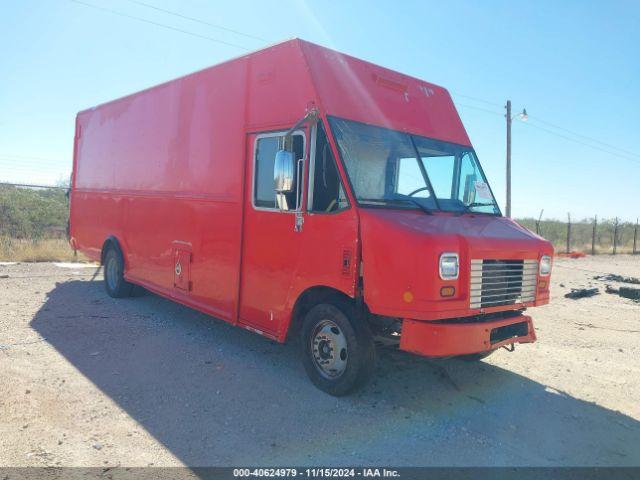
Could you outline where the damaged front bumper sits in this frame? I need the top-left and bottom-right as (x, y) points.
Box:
(399, 312), (536, 357)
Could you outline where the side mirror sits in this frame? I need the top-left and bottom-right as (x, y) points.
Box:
(274, 150), (295, 193)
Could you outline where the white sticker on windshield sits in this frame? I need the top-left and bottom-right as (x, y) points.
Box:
(474, 181), (492, 199)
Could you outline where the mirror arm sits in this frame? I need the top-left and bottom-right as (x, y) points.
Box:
(284, 108), (319, 140)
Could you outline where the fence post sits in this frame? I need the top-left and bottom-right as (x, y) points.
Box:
(566, 213), (571, 254)
(613, 217), (618, 255)
(592, 215), (597, 256)
(633, 218), (638, 255)
(535, 209), (544, 235)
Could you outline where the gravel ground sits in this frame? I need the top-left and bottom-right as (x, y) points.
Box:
(0, 257), (639, 467)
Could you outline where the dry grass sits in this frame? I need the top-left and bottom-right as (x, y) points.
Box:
(562, 242), (638, 255)
(0, 237), (88, 262)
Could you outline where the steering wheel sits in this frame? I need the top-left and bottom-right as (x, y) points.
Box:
(407, 186), (430, 197)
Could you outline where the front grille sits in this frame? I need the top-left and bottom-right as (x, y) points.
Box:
(470, 259), (537, 309)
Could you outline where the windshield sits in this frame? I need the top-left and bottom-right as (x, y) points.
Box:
(328, 116), (500, 215)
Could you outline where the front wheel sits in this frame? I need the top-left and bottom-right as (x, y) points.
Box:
(301, 300), (376, 396)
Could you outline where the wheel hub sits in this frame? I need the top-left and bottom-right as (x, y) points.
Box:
(311, 320), (348, 379)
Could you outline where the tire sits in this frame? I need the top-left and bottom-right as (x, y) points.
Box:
(300, 299), (376, 396)
(458, 350), (495, 362)
(103, 247), (134, 298)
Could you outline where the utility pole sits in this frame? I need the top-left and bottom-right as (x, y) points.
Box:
(505, 100), (512, 218)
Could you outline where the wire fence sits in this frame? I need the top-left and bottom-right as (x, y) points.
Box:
(517, 215), (639, 255)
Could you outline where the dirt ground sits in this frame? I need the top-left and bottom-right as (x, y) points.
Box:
(0, 256), (639, 467)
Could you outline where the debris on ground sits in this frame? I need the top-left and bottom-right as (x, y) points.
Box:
(594, 274), (640, 285)
(620, 287), (640, 301)
(606, 285), (620, 294)
(564, 287), (599, 299)
(605, 285), (640, 301)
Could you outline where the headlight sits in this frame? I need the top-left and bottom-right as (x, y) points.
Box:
(539, 255), (552, 276)
(439, 253), (459, 280)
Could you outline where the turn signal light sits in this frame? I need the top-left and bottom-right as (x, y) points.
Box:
(403, 291), (414, 303)
(538, 280), (547, 289)
(440, 286), (455, 297)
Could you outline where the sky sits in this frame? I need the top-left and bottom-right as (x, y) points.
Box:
(1, 0), (639, 221)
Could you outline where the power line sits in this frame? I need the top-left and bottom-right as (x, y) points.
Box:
(522, 121), (640, 165)
(451, 92), (502, 108)
(453, 92), (639, 161)
(454, 101), (640, 165)
(526, 114), (640, 159)
(0, 159), (71, 172)
(0, 160), (69, 169)
(0, 154), (65, 162)
(0, 158), (64, 165)
(124, 0), (269, 43)
(69, 0), (251, 51)
(455, 103), (504, 117)
(0, 171), (68, 180)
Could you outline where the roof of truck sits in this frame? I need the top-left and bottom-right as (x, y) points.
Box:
(78, 38), (470, 146)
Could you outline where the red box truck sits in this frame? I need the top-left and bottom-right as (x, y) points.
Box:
(69, 39), (553, 395)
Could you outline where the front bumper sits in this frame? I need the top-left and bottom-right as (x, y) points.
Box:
(399, 313), (536, 357)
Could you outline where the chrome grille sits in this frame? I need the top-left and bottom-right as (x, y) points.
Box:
(470, 259), (538, 309)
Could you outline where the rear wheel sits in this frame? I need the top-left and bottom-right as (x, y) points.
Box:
(103, 247), (134, 298)
(301, 300), (376, 396)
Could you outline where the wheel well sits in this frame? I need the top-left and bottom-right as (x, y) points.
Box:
(286, 286), (357, 343)
(100, 236), (123, 265)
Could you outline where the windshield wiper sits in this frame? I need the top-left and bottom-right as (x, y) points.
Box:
(360, 198), (434, 215)
(461, 202), (498, 214)
(402, 197), (434, 215)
